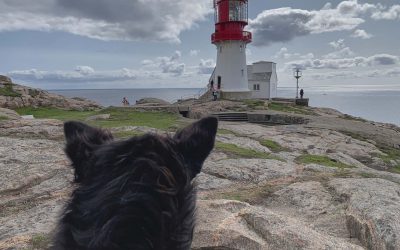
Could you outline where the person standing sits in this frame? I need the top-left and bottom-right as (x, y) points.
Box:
(300, 89), (304, 99)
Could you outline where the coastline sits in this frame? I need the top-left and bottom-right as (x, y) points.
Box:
(1, 80), (400, 249)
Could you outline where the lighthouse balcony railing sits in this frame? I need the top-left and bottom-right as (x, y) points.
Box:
(211, 31), (252, 43)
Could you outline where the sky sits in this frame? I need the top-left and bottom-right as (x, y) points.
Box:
(0, 0), (399, 90)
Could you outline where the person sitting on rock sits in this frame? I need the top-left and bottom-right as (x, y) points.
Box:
(122, 97), (129, 106)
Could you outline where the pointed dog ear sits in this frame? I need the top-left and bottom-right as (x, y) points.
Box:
(64, 121), (113, 182)
(174, 117), (218, 179)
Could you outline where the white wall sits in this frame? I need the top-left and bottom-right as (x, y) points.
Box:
(247, 61), (278, 99)
(214, 41), (250, 92)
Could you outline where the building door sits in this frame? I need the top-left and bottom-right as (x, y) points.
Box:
(217, 76), (221, 89)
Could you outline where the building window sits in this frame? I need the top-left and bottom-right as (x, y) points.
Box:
(253, 84), (260, 91)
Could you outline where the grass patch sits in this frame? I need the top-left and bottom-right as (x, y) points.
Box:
(215, 142), (282, 160)
(268, 102), (314, 115)
(28, 234), (50, 250)
(15, 107), (180, 130)
(340, 114), (367, 122)
(0, 115), (8, 121)
(212, 184), (272, 204)
(217, 128), (236, 135)
(92, 107), (179, 129)
(359, 172), (378, 178)
(0, 85), (21, 97)
(259, 139), (288, 153)
(243, 99), (267, 109)
(295, 154), (353, 169)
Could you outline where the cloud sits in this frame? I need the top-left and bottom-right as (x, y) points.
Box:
(308, 67), (400, 81)
(351, 29), (373, 39)
(8, 67), (137, 82)
(0, 0), (211, 42)
(249, 0), (398, 47)
(190, 50), (200, 56)
(286, 54), (400, 70)
(142, 51), (186, 76)
(371, 5), (400, 20)
(329, 39), (346, 50)
(198, 59), (215, 74)
(273, 47), (314, 60)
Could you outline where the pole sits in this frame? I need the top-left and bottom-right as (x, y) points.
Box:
(296, 78), (299, 99)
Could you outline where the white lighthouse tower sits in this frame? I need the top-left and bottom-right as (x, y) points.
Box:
(211, 0), (252, 100)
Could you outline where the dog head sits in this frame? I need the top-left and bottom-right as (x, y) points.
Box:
(57, 117), (218, 249)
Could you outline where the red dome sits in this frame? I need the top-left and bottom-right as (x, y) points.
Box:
(211, 0), (252, 44)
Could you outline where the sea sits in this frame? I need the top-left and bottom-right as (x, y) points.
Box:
(50, 87), (400, 126)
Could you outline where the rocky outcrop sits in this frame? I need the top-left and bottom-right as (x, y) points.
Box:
(329, 178), (400, 250)
(193, 200), (363, 249)
(0, 108), (20, 120)
(0, 76), (101, 110)
(1, 107), (400, 249)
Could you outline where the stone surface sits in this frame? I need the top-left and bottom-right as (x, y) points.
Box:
(193, 199), (363, 250)
(329, 178), (400, 250)
(0, 108), (20, 120)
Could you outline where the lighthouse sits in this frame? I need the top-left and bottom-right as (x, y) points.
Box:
(211, 0), (252, 100)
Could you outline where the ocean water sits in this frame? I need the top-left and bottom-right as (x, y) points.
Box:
(50, 88), (400, 126)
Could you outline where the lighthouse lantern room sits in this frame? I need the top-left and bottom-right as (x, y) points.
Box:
(211, 0), (252, 100)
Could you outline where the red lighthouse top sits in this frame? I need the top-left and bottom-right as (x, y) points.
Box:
(211, 0), (252, 44)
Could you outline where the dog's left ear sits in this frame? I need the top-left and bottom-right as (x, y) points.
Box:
(64, 121), (113, 182)
(174, 117), (218, 179)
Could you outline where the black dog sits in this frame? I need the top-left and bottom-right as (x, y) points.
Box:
(53, 117), (217, 249)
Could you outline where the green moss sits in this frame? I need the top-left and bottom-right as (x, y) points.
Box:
(92, 107), (179, 129)
(243, 99), (267, 109)
(217, 129), (236, 135)
(216, 142), (283, 160)
(28, 234), (50, 250)
(212, 184), (272, 204)
(340, 114), (367, 122)
(0, 115), (8, 121)
(359, 172), (378, 178)
(295, 154), (353, 169)
(259, 139), (288, 153)
(0, 85), (21, 97)
(268, 102), (315, 115)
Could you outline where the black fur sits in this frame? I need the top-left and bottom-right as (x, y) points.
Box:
(53, 117), (218, 249)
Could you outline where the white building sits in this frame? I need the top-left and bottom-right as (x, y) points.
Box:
(247, 61), (278, 99)
(209, 60), (278, 100)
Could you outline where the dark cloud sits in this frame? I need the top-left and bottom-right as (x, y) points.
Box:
(0, 0), (211, 42)
(248, 0), (399, 47)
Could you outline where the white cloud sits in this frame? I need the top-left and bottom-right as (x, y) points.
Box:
(323, 47), (355, 59)
(198, 59), (215, 74)
(352, 29), (373, 39)
(0, 0), (212, 43)
(286, 54), (400, 70)
(273, 47), (314, 60)
(249, 0), (398, 47)
(190, 50), (200, 56)
(142, 51), (186, 76)
(329, 39), (346, 50)
(8, 67), (137, 82)
(371, 5), (400, 20)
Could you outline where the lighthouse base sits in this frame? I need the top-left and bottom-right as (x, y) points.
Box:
(220, 91), (251, 100)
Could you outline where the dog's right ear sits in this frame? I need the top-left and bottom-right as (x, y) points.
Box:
(64, 121), (113, 182)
